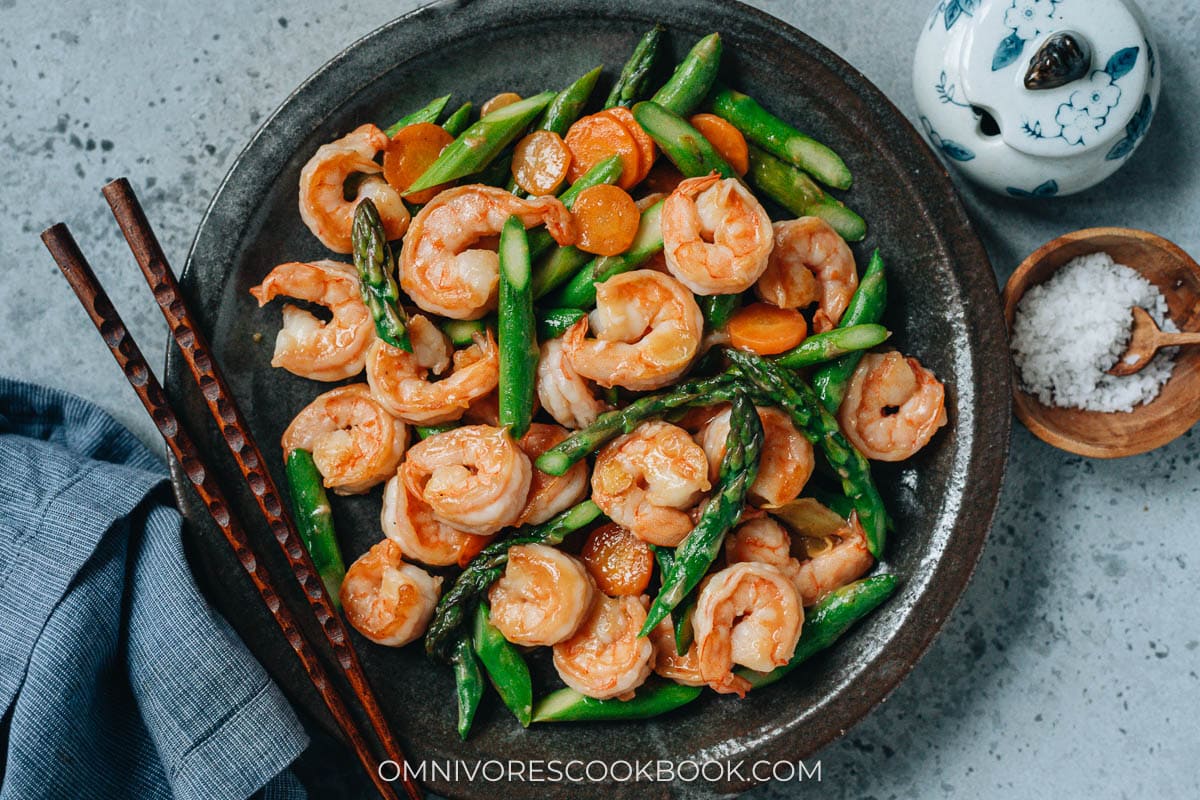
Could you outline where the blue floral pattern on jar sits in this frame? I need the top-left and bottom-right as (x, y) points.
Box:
(992, 0), (1061, 71)
(920, 116), (976, 162)
(1105, 94), (1153, 160)
(928, 0), (979, 31)
(1006, 180), (1060, 198)
(1020, 47), (1139, 147)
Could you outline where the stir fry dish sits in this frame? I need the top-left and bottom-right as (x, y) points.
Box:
(250, 25), (948, 737)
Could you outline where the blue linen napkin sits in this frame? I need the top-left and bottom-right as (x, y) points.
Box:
(0, 377), (309, 800)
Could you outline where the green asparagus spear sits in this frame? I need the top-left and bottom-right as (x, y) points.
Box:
(473, 150), (516, 188)
(532, 246), (594, 300)
(650, 32), (722, 116)
(535, 374), (739, 476)
(774, 324), (890, 369)
(407, 92), (555, 192)
(352, 198), (410, 351)
(605, 24), (666, 109)
(440, 318), (489, 347)
(451, 636), (484, 739)
(415, 423), (459, 440)
(442, 101), (474, 137)
(285, 449), (346, 606)
(700, 294), (740, 330)
(558, 155), (625, 204)
(642, 391), (763, 634)
(812, 250), (887, 412)
(652, 546), (696, 655)
(532, 679), (702, 723)
(724, 349), (888, 557)
(746, 145), (866, 242)
(473, 602), (534, 727)
(498, 216), (538, 439)
(545, 198), (664, 309)
(633, 101), (736, 179)
(709, 85), (852, 190)
(809, 487), (857, 521)
(538, 66), (604, 136)
(424, 500), (605, 660)
(738, 575), (899, 688)
(537, 307), (587, 340)
(385, 94), (451, 137)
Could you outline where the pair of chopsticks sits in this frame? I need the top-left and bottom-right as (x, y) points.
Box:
(41, 179), (423, 800)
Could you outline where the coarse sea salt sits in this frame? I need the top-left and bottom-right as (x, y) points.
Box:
(1010, 252), (1177, 413)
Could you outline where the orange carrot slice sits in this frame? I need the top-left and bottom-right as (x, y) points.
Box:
(511, 130), (572, 195)
(689, 113), (750, 175)
(384, 122), (455, 204)
(727, 302), (809, 355)
(571, 184), (640, 256)
(598, 106), (657, 185)
(581, 523), (654, 596)
(564, 113), (642, 190)
(481, 92), (522, 116)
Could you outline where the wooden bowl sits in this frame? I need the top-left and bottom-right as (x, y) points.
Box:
(1004, 227), (1200, 458)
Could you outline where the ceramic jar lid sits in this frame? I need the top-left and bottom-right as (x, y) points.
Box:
(959, 0), (1151, 157)
(913, 0), (1161, 197)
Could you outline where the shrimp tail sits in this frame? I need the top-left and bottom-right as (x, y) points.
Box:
(532, 197), (578, 247)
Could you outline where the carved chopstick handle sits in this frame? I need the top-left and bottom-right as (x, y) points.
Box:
(100, 178), (420, 800)
(41, 223), (401, 800)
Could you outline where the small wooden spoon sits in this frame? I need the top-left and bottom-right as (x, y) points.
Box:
(1108, 306), (1200, 376)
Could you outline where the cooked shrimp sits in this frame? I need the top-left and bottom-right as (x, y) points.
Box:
(249, 260), (374, 382)
(487, 544), (596, 646)
(299, 124), (409, 253)
(400, 185), (575, 319)
(661, 174), (774, 295)
(516, 424), (589, 525)
(649, 617), (750, 696)
(407, 313), (452, 375)
(340, 539), (441, 646)
(552, 594), (655, 700)
(591, 421), (710, 547)
(696, 406), (814, 508)
(381, 472), (488, 567)
(636, 192), (667, 210)
(366, 319), (499, 426)
(792, 513), (875, 606)
(536, 336), (606, 430)
(462, 389), (501, 427)
(401, 425), (531, 535)
(839, 351), (947, 461)
(724, 516), (803, 586)
(281, 384), (407, 495)
(562, 270), (703, 391)
(692, 562), (803, 691)
(757, 218), (857, 332)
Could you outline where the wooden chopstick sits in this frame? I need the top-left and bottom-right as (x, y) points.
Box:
(40, 223), (403, 800)
(100, 178), (423, 800)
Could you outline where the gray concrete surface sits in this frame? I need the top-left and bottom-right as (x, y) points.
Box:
(2, 1), (1197, 798)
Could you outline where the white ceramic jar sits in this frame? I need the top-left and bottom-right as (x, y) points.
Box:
(913, 0), (1161, 197)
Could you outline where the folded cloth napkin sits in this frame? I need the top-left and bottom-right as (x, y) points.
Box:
(0, 377), (309, 800)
